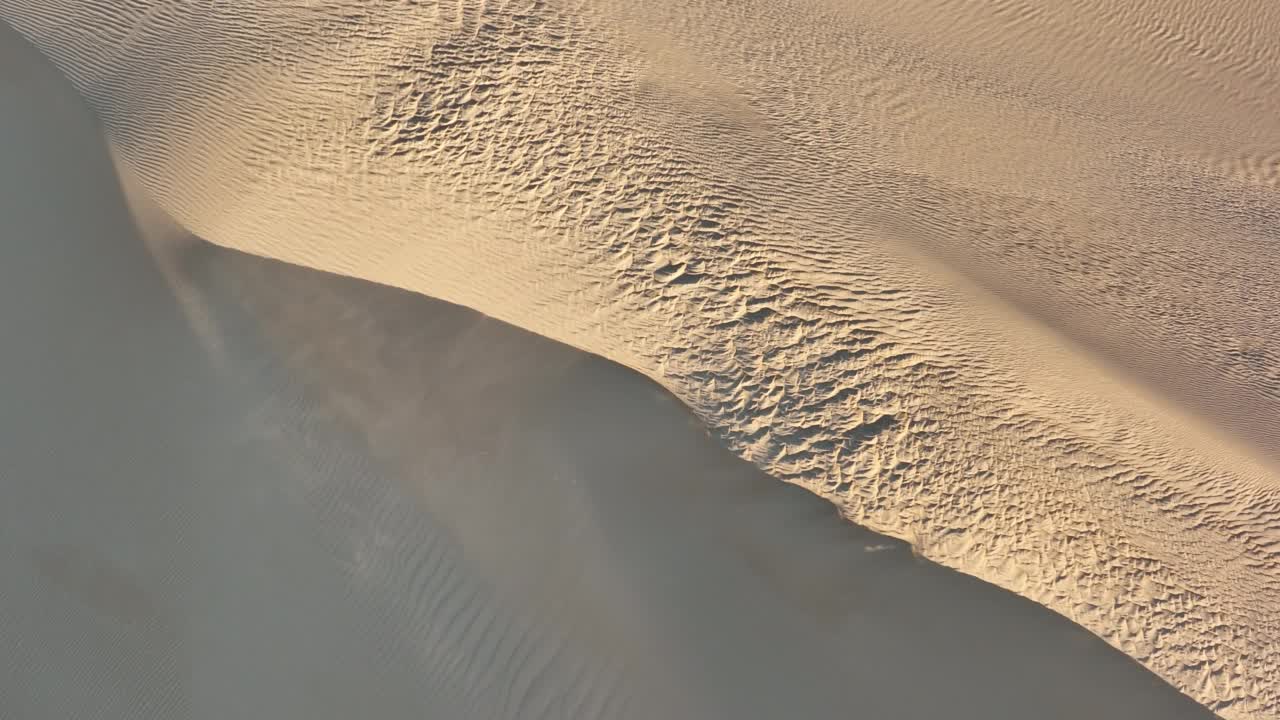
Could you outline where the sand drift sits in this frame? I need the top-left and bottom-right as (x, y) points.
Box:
(2, 1), (1279, 717)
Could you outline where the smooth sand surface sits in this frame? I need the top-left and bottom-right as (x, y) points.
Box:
(2, 1), (1279, 716)
(0, 30), (1218, 717)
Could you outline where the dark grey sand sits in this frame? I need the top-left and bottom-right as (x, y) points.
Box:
(1, 23), (1218, 719)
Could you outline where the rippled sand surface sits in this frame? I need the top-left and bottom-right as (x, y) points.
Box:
(2, 1), (1278, 716)
(0, 29), (1224, 717)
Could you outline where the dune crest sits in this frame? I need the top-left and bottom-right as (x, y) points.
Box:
(2, 1), (1278, 715)
(1, 26), (1221, 717)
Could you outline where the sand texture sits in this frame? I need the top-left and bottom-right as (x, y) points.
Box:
(0, 33), (1221, 715)
(2, 1), (1279, 716)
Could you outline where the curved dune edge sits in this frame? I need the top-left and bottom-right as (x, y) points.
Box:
(0, 40), (1219, 716)
(2, 2), (1278, 716)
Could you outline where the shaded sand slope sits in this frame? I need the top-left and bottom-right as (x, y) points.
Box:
(1, 31), (1217, 717)
(2, 1), (1279, 715)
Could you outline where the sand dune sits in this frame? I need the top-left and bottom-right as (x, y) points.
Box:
(0, 31), (1218, 716)
(2, 0), (1278, 716)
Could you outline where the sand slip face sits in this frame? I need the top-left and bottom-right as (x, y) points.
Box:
(1, 1), (1277, 716)
(0, 36), (1221, 715)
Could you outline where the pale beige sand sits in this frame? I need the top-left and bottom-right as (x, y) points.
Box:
(0, 30), (1219, 716)
(2, 0), (1278, 716)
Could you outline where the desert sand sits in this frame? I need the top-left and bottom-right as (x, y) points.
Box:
(1, 0), (1278, 717)
(0, 25), (1220, 717)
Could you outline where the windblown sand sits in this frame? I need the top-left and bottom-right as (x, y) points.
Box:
(1, 1), (1278, 716)
(0, 35), (1220, 715)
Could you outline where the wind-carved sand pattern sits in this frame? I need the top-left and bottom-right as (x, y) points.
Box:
(0, 34), (1224, 716)
(1, 0), (1278, 716)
